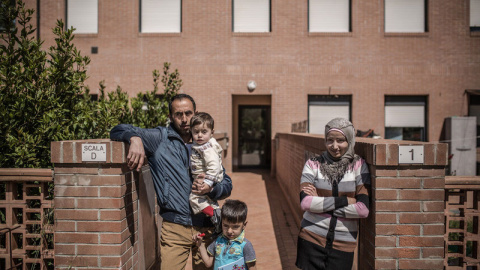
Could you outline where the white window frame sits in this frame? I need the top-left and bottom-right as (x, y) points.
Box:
(308, 95), (351, 135)
(384, 0), (427, 33)
(233, 0), (271, 33)
(309, 0), (351, 33)
(66, 0), (98, 34)
(140, 0), (182, 33)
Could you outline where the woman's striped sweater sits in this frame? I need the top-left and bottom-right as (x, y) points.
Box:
(299, 157), (370, 252)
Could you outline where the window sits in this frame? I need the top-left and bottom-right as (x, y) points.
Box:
(141, 0), (181, 33)
(309, 0), (350, 33)
(471, 0), (480, 32)
(385, 96), (427, 141)
(384, 0), (427, 33)
(233, 0), (270, 33)
(0, 0), (15, 32)
(66, 0), (98, 34)
(308, 95), (351, 134)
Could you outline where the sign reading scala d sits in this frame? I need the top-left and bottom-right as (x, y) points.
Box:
(82, 143), (107, 162)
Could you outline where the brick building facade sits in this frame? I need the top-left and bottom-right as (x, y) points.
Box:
(24, 0), (480, 171)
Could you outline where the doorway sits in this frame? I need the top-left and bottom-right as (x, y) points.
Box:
(232, 95), (272, 171)
(238, 105), (271, 169)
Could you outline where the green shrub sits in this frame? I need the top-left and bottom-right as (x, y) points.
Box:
(0, 0), (181, 168)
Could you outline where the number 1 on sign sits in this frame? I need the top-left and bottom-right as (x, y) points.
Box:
(409, 149), (414, 160)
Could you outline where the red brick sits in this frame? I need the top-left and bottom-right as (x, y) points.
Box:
(423, 178), (445, 189)
(100, 256), (122, 267)
(435, 144), (448, 166)
(55, 174), (125, 186)
(54, 197), (75, 209)
(376, 224), (420, 235)
(55, 232), (99, 244)
(55, 221), (76, 232)
(54, 166), (99, 174)
(100, 233), (123, 244)
(55, 255), (98, 267)
(77, 244), (122, 255)
(111, 141), (127, 163)
(424, 144), (435, 165)
(422, 247), (444, 258)
(399, 189), (444, 200)
(375, 144), (387, 165)
(55, 209), (98, 220)
(375, 259), (397, 269)
(99, 165), (131, 175)
(77, 198), (124, 209)
(51, 141), (61, 163)
(375, 236), (396, 247)
(375, 213), (397, 224)
(62, 141), (74, 163)
(423, 224), (445, 235)
(398, 168), (445, 177)
(55, 186), (99, 197)
(54, 244), (76, 255)
(376, 177), (421, 189)
(386, 144), (399, 166)
(376, 248), (420, 259)
(376, 201), (421, 212)
(423, 201), (445, 212)
(399, 236), (444, 247)
(100, 209), (127, 220)
(399, 213), (444, 224)
(398, 259), (444, 269)
(77, 221), (124, 232)
(99, 186), (126, 197)
(373, 169), (398, 177)
(375, 189), (398, 200)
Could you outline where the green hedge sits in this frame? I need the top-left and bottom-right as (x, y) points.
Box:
(0, 0), (181, 168)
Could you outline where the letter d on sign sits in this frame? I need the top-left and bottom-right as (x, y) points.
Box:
(82, 143), (107, 162)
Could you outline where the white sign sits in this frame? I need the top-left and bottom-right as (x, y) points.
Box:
(82, 143), (107, 162)
(398, 145), (424, 164)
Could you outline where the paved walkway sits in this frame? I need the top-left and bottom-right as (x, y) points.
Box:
(186, 170), (300, 270)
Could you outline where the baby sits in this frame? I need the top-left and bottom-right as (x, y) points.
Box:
(190, 112), (224, 230)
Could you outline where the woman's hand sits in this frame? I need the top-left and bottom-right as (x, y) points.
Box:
(302, 184), (318, 196)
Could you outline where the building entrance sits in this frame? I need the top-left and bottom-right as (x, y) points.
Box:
(238, 105), (271, 168)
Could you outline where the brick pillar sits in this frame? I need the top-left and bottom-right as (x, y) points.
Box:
(51, 140), (140, 269)
(356, 140), (447, 270)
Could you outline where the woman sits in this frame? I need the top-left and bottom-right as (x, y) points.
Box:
(295, 118), (370, 270)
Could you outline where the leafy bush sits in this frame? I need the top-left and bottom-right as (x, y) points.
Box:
(0, 0), (181, 168)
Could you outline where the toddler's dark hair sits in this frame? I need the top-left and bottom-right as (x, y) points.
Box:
(190, 112), (214, 130)
(221, 199), (248, 224)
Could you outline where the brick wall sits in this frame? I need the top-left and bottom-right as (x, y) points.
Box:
(51, 139), (158, 269)
(274, 133), (447, 269)
(27, 0), (480, 172)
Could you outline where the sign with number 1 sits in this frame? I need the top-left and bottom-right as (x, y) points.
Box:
(398, 145), (424, 164)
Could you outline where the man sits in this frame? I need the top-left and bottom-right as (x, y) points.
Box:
(110, 94), (232, 270)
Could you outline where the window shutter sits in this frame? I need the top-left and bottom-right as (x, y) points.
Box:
(141, 0), (181, 33)
(233, 0), (270, 32)
(471, 0), (480, 27)
(67, 0), (98, 34)
(309, 105), (350, 134)
(385, 105), (425, 127)
(385, 0), (425, 33)
(309, 0), (349, 32)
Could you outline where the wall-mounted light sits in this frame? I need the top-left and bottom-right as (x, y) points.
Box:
(247, 80), (256, 92)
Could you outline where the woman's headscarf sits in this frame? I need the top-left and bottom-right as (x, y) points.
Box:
(315, 118), (360, 185)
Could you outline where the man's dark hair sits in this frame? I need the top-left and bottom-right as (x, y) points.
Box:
(190, 112), (214, 130)
(169, 94), (196, 116)
(221, 199), (248, 224)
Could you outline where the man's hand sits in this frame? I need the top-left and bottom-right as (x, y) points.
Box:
(127, 137), (145, 172)
(192, 174), (213, 195)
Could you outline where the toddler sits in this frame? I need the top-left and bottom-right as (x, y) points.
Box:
(190, 112), (224, 229)
(194, 199), (257, 270)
